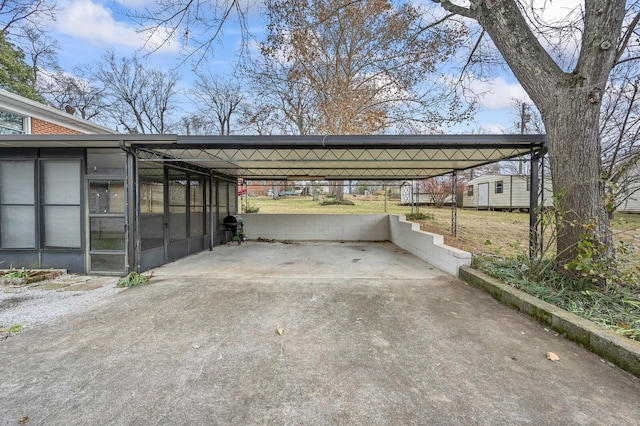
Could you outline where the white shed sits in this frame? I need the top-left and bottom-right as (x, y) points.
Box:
(617, 168), (640, 213)
(618, 185), (640, 213)
(463, 174), (553, 211)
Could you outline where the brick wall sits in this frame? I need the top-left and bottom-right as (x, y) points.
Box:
(31, 118), (82, 135)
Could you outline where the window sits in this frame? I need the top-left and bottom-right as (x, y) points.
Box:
(467, 185), (473, 196)
(495, 180), (504, 194)
(42, 160), (81, 248)
(0, 161), (35, 248)
(0, 110), (26, 134)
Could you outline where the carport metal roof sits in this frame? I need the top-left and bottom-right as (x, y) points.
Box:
(0, 134), (546, 180)
(134, 134), (546, 181)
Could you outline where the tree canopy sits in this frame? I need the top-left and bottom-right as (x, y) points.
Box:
(256, 0), (470, 134)
(0, 32), (43, 101)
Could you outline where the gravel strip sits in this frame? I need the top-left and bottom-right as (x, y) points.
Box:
(1, 276), (124, 339)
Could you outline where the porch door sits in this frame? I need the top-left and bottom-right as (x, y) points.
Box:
(478, 183), (489, 208)
(87, 179), (126, 274)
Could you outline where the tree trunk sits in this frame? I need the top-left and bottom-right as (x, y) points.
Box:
(544, 81), (613, 269)
(437, 0), (626, 279)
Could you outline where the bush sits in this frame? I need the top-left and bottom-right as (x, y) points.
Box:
(116, 272), (151, 288)
(405, 212), (435, 221)
(245, 203), (260, 213)
(472, 254), (640, 341)
(320, 199), (355, 206)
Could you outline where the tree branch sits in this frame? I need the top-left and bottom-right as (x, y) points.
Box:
(432, 0), (476, 20)
(615, 11), (640, 64)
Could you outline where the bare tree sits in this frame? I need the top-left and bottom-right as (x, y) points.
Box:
(40, 70), (106, 122)
(0, 0), (57, 35)
(237, 103), (280, 135)
(419, 176), (454, 208)
(123, 0), (252, 65)
(600, 60), (640, 216)
(242, 55), (318, 135)
(190, 73), (244, 135)
(178, 113), (217, 135)
(21, 26), (58, 90)
(92, 52), (179, 134)
(436, 0), (640, 278)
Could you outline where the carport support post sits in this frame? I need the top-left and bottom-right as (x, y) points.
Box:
(123, 143), (139, 273)
(529, 151), (541, 259)
(451, 171), (458, 237)
(209, 174), (214, 251)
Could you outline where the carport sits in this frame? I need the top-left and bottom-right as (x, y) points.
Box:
(127, 133), (547, 271)
(0, 133), (546, 274)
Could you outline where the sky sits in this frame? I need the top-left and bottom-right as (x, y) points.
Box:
(40, 0), (585, 134)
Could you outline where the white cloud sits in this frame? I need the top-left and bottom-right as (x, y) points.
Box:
(55, 0), (179, 53)
(469, 76), (530, 111)
(115, 0), (153, 7)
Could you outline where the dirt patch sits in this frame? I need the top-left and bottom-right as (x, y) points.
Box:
(0, 296), (31, 310)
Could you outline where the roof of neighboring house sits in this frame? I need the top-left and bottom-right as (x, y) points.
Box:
(0, 89), (117, 135)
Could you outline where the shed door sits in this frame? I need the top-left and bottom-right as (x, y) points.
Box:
(478, 183), (489, 208)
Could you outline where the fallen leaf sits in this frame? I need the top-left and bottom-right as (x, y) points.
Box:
(276, 326), (284, 335)
(546, 352), (560, 361)
(18, 417), (29, 425)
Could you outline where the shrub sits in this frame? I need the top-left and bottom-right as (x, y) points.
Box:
(320, 199), (354, 206)
(116, 272), (151, 288)
(405, 212), (435, 221)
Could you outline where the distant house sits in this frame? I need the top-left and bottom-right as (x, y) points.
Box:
(0, 88), (115, 135)
(618, 171), (640, 213)
(619, 194), (640, 213)
(463, 174), (553, 211)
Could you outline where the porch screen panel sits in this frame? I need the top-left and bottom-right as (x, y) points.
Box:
(42, 160), (81, 248)
(190, 176), (205, 237)
(0, 160), (35, 248)
(205, 178), (212, 234)
(219, 182), (228, 216)
(169, 169), (187, 242)
(229, 182), (238, 214)
(139, 163), (164, 251)
(87, 149), (126, 175)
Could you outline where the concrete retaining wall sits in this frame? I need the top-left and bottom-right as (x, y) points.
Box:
(459, 267), (640, 377)
(388, 215), (472, 276)
(242, 214), (471, 276)
(242, 214), (389, 241)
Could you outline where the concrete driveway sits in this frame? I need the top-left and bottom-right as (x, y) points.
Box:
(1, 242), (639, 425)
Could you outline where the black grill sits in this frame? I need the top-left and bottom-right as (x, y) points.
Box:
(223, 215), (245, 244)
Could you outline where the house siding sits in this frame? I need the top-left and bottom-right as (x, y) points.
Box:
(619, 193), (640, 213)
